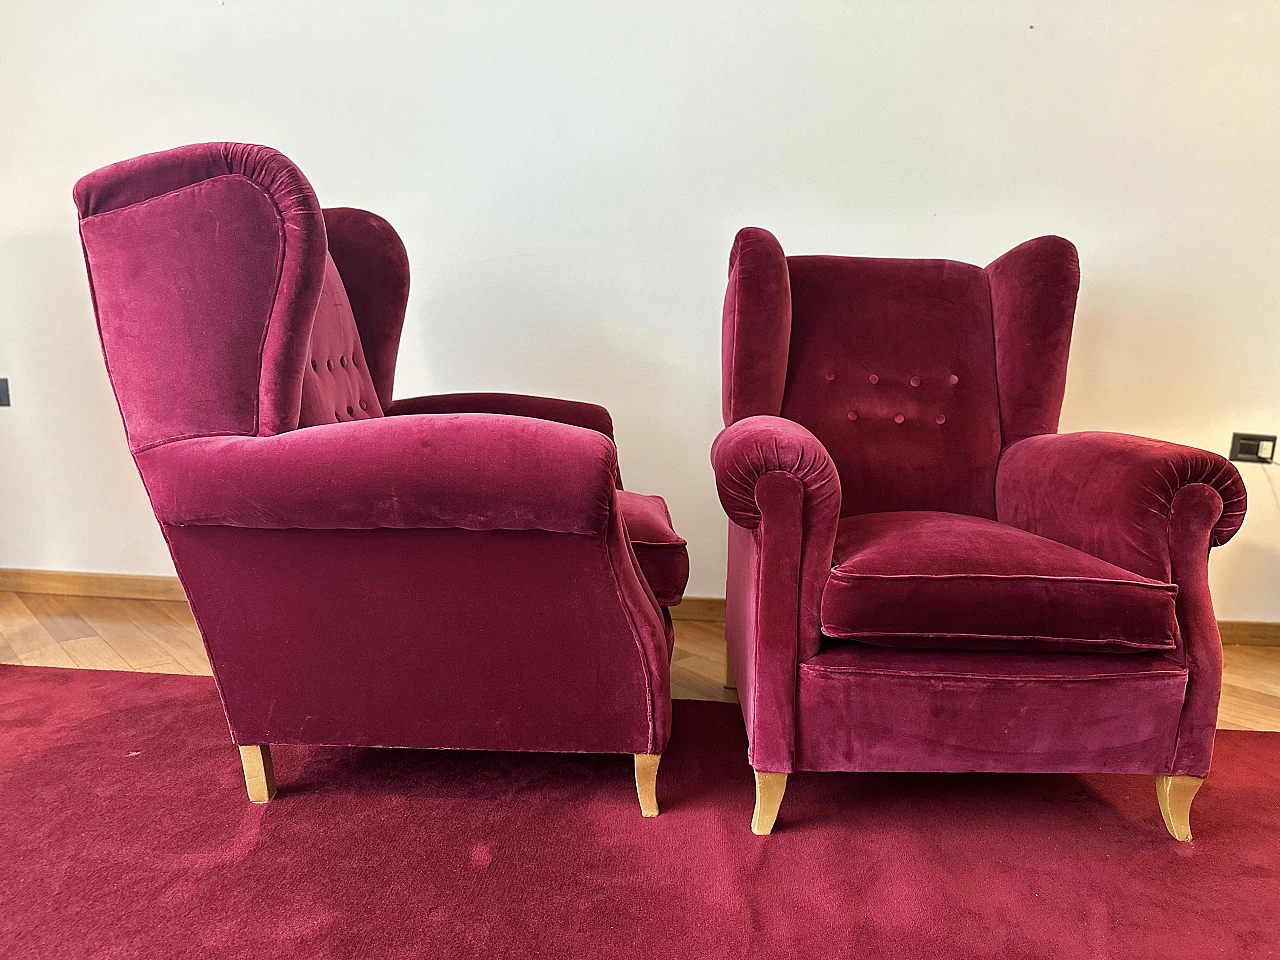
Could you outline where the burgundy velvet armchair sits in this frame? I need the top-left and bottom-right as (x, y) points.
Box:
(713, 227), (1246, 838)
(74, 143), (688, 815)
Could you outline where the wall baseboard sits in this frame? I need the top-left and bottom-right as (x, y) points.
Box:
(1217, 621), (1280, 646)
(670, 597), (727, 622)
(0, 568), (187, 602)
(2, 569), (1277, 645)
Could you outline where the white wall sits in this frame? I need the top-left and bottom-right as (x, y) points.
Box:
(1, 1), (1277, 618)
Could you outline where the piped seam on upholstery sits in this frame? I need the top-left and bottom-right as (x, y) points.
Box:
(801, 663), (1187, 682)
(818, 630), (1177, 649)
(826, 571), (1177, 590)
(602, 504), (658, 755)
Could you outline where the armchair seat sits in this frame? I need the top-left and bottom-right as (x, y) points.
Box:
(821, 512), (1179, 654)
(616, 491), (689, 607)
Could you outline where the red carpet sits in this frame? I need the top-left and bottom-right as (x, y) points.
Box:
(1, 665), (1277, 959)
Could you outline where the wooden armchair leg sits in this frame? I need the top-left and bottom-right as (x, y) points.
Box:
(752, 771), (788, 835)
(239, 745), (276, 803)
(1156, 775), (1204, 841)
(635, 753), (661, 818)
(724, 650), (737, 690)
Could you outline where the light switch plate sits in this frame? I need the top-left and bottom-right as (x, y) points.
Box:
(1229, 432), (1275, 463)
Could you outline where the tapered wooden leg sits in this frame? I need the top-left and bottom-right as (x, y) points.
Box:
(752, 771), (788, 835)
(635, 753), (661, 818)
(724, 651), (737, 690)
(239, 745), (276, 803)
(1156, 775), (1203, 841)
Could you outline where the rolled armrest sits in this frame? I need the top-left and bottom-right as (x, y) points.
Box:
(136, 413), (618, 535)
(713, 417), (842, 736)
(996, 431), (1246, 582)
(385, 393), (614, 440)
(711, 416), (841, 530)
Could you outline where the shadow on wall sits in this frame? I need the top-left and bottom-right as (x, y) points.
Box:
(0, 231), (171, 574)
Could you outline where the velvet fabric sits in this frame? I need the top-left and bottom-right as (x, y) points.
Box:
(721, 227), (791, 425)
(6, 667), (1280, 960)
(76, 143), (327, 443)
(386, 392), (615, 441)
(168, 523), (670, 754)
(796, 645), (1188, 773)
(135, 415), (619, 534)
(297, 253), (384, 426)
(615, 491), (689, 607)
(995, 431), (1246, 583)
(783, 254), (1003, 519)
(322, 207), (410, 410)
(75, 142), (683, 765)
(713, 227), (1245, 784)
(987, 236), (1080, 445)
(822, 511), (1180, 653)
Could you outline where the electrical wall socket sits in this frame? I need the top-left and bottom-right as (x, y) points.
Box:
(1229, 432), (1275, 463)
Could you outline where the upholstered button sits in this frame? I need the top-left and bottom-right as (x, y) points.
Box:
(894, 414), (905, 424)
(334, 411), (341, 422)
(327, 359), (334, 371)
(948, 374), (959, 385)
(910, 376), (921, 387)
(310, 359), (318, 372)
(936, 414), (946, 424)
(346, 405), (354, 416)
(353, 355), (361, 367)
(360, 400), (367, 411)
(868, 374), (879, 385)
(340, 356), (347, 368)
(825, 371), (835, 381)
(847, 411), (857, 421)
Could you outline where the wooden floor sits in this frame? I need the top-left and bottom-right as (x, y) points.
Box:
(1, 591), (1278, 731)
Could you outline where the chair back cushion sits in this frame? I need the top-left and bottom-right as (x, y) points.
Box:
(782, 255), (1002, 518)
(297, 253), (384, 426)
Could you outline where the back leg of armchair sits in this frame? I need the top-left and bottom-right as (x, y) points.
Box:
(751, 771), (788, 835)
(635, 754), (661, 817)
(239, 745), (276, 803)
(1156, 775), (1204, 841)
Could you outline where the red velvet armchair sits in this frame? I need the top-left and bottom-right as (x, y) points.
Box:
(713, 228), (1246, 838)
(74, 143), (688, 814)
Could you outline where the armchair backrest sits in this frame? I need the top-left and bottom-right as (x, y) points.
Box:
(722, 227), (1079, 519)
(75, 142), (409, 452)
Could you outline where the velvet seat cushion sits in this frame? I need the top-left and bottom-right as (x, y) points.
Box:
(820, 511), (1179, 653)
(616, 491), (689, 607)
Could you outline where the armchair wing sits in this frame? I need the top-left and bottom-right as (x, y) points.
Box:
(711, 416), (841, 772)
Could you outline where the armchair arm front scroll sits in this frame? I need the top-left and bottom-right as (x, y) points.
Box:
(995, 431), (1245, 584)
(712, 416), (842, 772)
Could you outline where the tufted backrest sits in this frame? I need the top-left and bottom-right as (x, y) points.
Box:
(297, 253), (384, 426)
(722, 228), (1079, 520)
(76, 143), (410, 450)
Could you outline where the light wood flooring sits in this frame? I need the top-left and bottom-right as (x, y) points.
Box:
(1, 591), (1278, 731)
